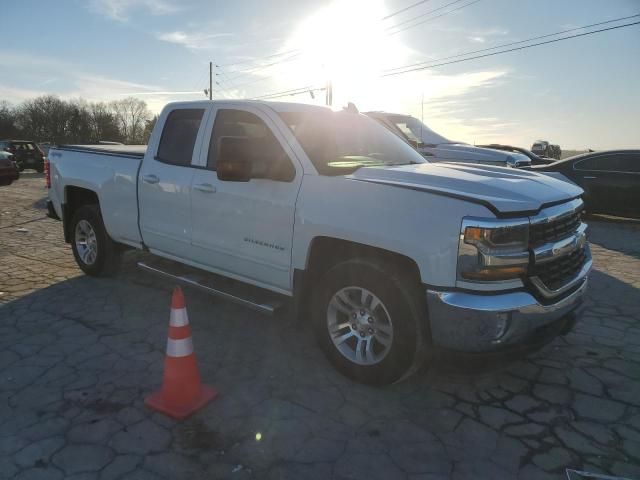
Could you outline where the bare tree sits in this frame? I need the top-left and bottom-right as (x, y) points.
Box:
(142, 115), (158, 144)
(88, 102), (122, 143)
(0, 95), (153, 145)
(109, 97), (151, 144)
(16, 95), (69, 143)
(0, 101), (20, 139)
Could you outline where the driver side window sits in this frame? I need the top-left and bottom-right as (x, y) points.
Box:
(207, 109), (295, 182)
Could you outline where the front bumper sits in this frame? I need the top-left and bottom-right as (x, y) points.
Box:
(426, 278), (588, 352)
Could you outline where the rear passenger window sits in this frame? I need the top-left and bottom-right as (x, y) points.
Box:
(156, 109), (204, 166)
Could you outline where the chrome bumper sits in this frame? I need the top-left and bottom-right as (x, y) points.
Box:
(426, 277), (588, 352)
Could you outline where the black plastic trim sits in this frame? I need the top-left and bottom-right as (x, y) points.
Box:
(46, 200), (60, 220)
(56, 145), (145, 159)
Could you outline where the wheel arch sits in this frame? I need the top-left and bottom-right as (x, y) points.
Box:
(305, 236), (421, 281)
(62, 185), (100, 243)
(292, 236), (423, 320)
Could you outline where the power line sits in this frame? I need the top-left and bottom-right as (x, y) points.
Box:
(214, 66), (238, 98)
(252, 85), (315, 100)
(386, 0), (467, 31)
(252, 85), (326, 100)
(382, 20), (640, 77)
(385, 13), (640, 73)
(216, 49), (299, 68)
(382, 0), (432, 20)
(212, 51), (305, 96)
(226, 52), (302, 81)
(387, 0), (481, 35)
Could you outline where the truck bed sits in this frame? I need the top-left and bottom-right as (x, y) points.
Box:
(48, 144), (144, 248)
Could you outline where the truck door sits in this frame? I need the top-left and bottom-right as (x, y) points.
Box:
(189, 105), (301, 292)
(138, 106), (209, 259)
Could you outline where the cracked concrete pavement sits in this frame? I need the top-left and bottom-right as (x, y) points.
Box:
(1, 174), (639, 479)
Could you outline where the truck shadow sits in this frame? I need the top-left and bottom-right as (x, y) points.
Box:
(586, 218), (640, 259)
(1, 251), (637, 391)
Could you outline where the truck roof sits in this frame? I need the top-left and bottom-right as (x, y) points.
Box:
(162, 99), (331, 114)
(364, 111), (423, 119)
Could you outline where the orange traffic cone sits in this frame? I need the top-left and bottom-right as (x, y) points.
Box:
(145, 286), (217, 419)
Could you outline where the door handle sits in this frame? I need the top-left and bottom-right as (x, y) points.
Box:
(142, 174), (160, 184)
(583, 176), (597, 179)
(193, 183), (216, 193)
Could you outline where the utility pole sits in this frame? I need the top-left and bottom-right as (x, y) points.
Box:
(325, 79), (333, 106)
(421, 92), (424, 140)
(209, 62), (213, 100)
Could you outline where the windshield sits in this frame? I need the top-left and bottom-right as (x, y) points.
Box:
(386, 114), (452, 146)
(279, 110), (426, 175)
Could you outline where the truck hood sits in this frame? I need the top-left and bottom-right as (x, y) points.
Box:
(420, 143), (529, 165)
(350, 162), (583, 215)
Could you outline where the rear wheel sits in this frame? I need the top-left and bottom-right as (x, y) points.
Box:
(70, 205), (121, 276)
(311, 258), (428, 385)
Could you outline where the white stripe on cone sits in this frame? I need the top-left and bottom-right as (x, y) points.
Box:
(166, 337), (194, 357)
(169, 307), (189, 327)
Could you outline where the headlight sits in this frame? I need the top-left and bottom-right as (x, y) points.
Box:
(458, 218), (529, 282)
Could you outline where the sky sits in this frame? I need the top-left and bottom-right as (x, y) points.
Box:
(1, 0), (639, 149)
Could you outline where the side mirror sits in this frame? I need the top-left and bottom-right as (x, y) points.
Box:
(217, 136), (252, 182)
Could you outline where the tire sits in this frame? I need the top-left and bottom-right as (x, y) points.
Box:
(70, 204), (121, 277)
(35, 166), (44, 173)
(311, 258), (428, 385)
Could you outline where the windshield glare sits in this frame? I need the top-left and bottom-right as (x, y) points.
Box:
(279, 110), (426, 175)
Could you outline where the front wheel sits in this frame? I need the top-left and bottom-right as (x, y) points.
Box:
(311, 258), (428, 385)
(70, 205), (121, 277)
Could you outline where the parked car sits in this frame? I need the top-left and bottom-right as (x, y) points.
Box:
(531, 140), (561, 160)
(532, 149), (640, 219)
(47, 100), (590, 385)
(0, 140), (45, 172)
(365, 112), (531, 168)
(0, 151), (19, 186)
(478, 144), (556, 166)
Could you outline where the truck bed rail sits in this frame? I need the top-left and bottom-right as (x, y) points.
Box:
(55, 144), (146, 159)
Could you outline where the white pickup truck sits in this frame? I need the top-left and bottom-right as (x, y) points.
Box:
(47, 100), (591, 384)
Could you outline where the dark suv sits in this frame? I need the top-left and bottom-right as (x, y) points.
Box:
(0, 140), (45, 172)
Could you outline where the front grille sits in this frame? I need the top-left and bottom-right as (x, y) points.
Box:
(529, 208), (582, 246)
(530, 247), (587, 291)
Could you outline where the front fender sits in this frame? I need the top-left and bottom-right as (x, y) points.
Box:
(292, 175), (494, 287)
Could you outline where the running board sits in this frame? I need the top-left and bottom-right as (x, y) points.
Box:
(137, 260), (283, 315)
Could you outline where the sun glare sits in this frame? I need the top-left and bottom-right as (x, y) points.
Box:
(270, 0), (508, 144)
(279, 0), (411, 107)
